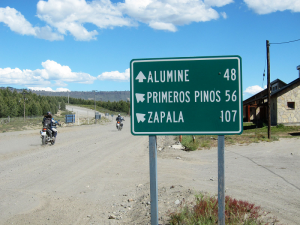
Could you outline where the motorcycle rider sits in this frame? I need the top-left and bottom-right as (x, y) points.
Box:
(42, 111), (59, 142)
(116, 114), (125, 128)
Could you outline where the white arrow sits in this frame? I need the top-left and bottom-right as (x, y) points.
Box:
(136, 113), (146, 123)
(135, 71), (146, 83)
(135, 93), (145, 103)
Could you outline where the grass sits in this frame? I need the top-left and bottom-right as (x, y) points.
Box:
(0, 105), (125, 133)
(169, 193), (279, 225)
(0, 112), (68, 133)
(180, 123), (300, 150)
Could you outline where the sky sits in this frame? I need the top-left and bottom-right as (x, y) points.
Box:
(0, 0), (299, 100)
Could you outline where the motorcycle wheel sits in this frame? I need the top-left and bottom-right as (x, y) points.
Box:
(42, 136), (46, 145)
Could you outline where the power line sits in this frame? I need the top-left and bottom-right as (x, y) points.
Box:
(270, 38), (300, 45)
(262, 56), (266, 88)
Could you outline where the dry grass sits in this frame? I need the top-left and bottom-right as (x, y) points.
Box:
(180, 123), (300, 151)
(169, 193), (279, 225)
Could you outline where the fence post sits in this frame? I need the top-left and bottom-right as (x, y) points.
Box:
(77, 111), (79, 125)
(8, 116), (10, 123)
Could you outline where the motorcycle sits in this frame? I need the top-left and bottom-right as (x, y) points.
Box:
(40, 119), (58, 145)
(116, 121), (123, 131)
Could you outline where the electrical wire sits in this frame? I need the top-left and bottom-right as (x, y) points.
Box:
(262, 52), (267, 88)
(270, 38), (300, 45)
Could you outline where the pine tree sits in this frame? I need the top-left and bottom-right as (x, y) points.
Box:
(61, 100), (66, 110)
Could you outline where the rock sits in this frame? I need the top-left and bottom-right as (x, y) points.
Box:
(176, 157), (181, 160)
(108, 215), (116, 219)
(210, 178), (214, 181)
(171, 144), (185, 150)
(175, 200), (180, 205)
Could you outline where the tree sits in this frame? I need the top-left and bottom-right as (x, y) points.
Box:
(0, 96), (9, 117)
(60, 100), (66, 110)
(29, 102), (40, 116)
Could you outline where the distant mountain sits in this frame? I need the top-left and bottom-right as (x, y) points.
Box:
(0, 87), (130, 102)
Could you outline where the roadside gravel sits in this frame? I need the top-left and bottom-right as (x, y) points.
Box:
(0, 108), (299, 224)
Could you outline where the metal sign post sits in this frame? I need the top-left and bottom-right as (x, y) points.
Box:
(218, 135), (225, 225)
(149, 135), (158, 225)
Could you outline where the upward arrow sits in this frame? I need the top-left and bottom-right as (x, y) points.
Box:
(135, 71), (146, 83)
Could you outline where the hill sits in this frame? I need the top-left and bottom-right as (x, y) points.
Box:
(0, 87), (130, 102)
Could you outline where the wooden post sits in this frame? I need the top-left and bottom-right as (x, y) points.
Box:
(267, 40), (271, 139)
(247, 105), (251, 122)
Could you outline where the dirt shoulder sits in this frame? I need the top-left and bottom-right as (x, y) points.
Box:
(0, 120), (299, 224)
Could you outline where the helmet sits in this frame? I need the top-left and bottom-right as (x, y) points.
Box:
(46, 111), (52, 118)
(118, 114), (121, 116)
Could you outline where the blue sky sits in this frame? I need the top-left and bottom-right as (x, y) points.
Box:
(0, 0), (299, 100)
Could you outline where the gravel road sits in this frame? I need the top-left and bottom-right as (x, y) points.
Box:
(66, 105), (100, 118)
(0, 108), (299, 224)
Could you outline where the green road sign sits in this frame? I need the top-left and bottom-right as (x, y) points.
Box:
(130, 56), (243, 135)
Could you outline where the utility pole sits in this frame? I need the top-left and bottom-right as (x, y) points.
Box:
(22, 90), (26, 122)
(266, 40), (271, 139)
(92, 90), (96, 111)
(68, 91), (69, 104)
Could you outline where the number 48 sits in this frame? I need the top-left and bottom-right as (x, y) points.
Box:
(224, 69), (236, 81)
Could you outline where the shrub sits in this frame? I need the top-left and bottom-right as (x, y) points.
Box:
(169, 194), (278, 225)
(181, 136), (199, 151)
(276, 124), (284, 129)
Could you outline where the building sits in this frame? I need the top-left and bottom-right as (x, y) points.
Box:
(243, 65), (300, 126)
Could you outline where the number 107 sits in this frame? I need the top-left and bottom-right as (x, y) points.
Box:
(220, 110), (237, 122)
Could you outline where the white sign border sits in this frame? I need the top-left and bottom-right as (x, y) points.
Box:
(131, 56), (242, 135)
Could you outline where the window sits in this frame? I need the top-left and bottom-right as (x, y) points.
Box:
(287, 102), (295, 109)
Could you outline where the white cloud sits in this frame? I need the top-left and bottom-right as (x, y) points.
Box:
(244, 85), (264, 95)
(1, 0), (236, 40)
(244, 0), (300, 14)
(41, 60), (97, 84)
(97, 68), (129, 81)
(0, 67), (50, 86)
(0, 6), (63, 41)
(220, 12), (227, 19)
(0, 60), (97, 87)
(149, 21), (177, 32)
(119, 0), (224, 32)
(37, 0), (133, 41)
(28, 87), (71, 92)
(204, 0), (233, 7)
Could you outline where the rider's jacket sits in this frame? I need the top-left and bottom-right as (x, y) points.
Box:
(116, 116), (124, 122)
(42, 117), (58, 128)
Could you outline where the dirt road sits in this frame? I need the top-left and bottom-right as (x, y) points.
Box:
(0, 111), (299, 224)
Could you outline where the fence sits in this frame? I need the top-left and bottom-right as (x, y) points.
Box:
(0, 116), (43, 124)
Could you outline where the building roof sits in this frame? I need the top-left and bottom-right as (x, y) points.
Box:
(244, 78), (300, 106)
(271, 78), (300, 96)
(270, 79), (286, 86)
